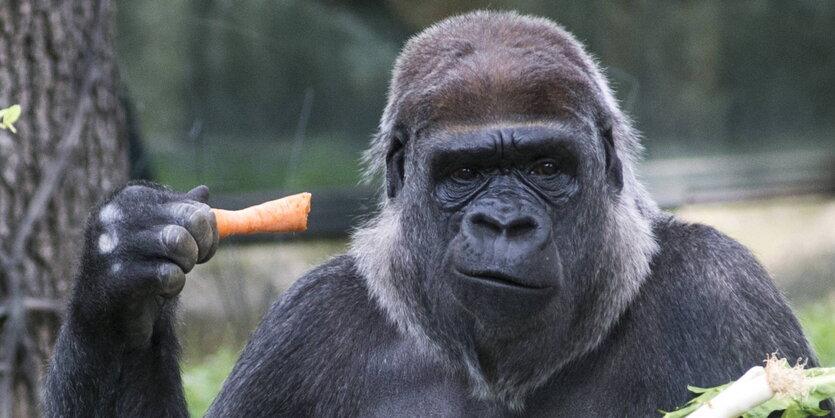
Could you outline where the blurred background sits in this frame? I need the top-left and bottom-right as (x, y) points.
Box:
(112, 1), (835, 415)
(5, 0), (831, 416)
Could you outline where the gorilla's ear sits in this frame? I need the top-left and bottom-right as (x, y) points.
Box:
(385, 129), (407, 199)
(602, 126), (624, 193)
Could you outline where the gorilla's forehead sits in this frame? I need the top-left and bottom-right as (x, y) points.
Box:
(428, 62), (598, 127)
(418, 121), (593, 153)
(392, 12), (606, 128)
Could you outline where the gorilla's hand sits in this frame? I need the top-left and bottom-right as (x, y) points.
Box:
(72, 182), (219, 348)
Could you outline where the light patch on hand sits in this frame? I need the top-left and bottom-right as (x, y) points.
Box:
(98, 231), (119, 254)
(110, 263), (122, 274)
(99, 203), (123, 224)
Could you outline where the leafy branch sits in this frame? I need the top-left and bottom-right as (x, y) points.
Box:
(662, 354), (835, 418)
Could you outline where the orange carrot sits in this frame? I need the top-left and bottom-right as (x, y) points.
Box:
(212, 192), (311, 238)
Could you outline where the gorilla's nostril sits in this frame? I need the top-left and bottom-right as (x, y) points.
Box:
(506, 217), (537, 237)
(469, 211), (537, 237)
(470, 213), (503, 234)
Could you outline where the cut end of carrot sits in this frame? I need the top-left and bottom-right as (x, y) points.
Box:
(212, 192), (311, 238)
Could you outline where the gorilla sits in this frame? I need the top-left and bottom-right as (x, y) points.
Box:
(45, 11), (831, 417)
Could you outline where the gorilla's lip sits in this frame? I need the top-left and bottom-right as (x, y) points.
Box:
(454, 268), (550, 291)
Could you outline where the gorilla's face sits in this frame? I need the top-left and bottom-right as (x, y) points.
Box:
(430, 125), (578, 331)
(390, 120), (615, 342)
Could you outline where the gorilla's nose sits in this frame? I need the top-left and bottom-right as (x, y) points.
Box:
(468, 211), (538, 238)
(462, 201), (550, 254)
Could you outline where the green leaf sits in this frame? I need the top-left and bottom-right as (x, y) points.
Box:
(0, 104), (21, 133)
(742, 396), (792, 417)
(660, 384), (732, 417)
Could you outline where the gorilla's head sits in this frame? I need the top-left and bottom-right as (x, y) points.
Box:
(351, 11), (659, 409)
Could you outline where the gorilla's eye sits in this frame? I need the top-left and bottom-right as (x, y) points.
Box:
(451, 167), (478, 181)
(529, 161), (558, 176)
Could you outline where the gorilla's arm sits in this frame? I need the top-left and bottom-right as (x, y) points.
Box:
(44, 183), (218, 417)
(45, 300), (185, 416)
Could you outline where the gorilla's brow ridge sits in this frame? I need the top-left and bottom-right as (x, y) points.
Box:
(438, 120), (572, 134)
(423, 122), (588, 157)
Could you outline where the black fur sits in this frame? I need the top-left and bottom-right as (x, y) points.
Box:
(44, 181), (217, 417)
(45, 11), (831, 417)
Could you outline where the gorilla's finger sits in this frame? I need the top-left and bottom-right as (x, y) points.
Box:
(200, 211), (219, 263)
(186, 185), (211, 204)
(157, 263), (186, 298)
(123, 297), (159, 348)
(191, 210), (218, 263)
(128, 225), (199, 273)
(159, 225), (199, 273)
(165, 202), (219, 263)
(114, 260), (187, 300)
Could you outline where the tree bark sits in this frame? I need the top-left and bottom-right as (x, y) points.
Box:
(0, 0), (127, 416)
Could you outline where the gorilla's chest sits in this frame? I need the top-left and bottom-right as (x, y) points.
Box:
(356, 363), (502, 417)
(352, 340), (503, 417)
(354, 361), (655, 418)
(351, 340), (620, 418)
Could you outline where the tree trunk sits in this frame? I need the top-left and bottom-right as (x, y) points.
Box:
(0, 0), (127, 416)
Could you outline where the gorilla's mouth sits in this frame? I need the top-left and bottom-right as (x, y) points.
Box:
(455, 268), (550, 291)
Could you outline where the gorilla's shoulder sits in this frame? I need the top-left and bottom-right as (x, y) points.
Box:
(639, 215), (800, 340)
(273, 254), (368, 311)
(649, 215), (771, 290)
(259, 254), (394, 341)
(600, 216), (813, 398)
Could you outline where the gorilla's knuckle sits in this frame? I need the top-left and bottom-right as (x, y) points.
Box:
(160, 224), (187, 245)
(167, 201), (212, 227)
(188, 206), (213, 230)
(165, 201), (190, 218)
(160, 225), (197, 254)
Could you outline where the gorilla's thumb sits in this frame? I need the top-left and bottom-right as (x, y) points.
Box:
(186, 185), (211, 204)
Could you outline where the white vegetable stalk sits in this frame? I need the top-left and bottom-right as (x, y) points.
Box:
(688, 366), (774, 418)
(688, 355), (812, 418)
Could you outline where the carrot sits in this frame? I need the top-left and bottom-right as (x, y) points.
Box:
(212, 192), (311, 238)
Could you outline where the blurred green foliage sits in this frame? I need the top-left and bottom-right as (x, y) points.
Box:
(797, 298), (835, 367)
(115, 0), (835, 190)
(150, 134), (361, 192)
(183, 348), (238, 417)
